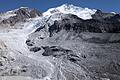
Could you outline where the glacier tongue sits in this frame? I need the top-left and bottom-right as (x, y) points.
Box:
(0, 17), (55, 80)
(43, 4), (96, 20)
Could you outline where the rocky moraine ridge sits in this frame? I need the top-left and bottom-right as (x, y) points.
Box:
(0, 4), (120, 80)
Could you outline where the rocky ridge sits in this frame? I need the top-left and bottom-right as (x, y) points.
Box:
(0, 7), (42, 27)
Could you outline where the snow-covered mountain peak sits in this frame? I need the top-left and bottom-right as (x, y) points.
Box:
(19, 6), (29, 9)
(43, 4), (96, 20)
(0, 7), (28, 21)
(58, 4), (83, 11)
(0, 7), (42, 20)
(0, 7), (42, 27)
(1, 7), (30, 16)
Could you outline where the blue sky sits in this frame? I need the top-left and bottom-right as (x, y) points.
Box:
(0, 0), (120, 13)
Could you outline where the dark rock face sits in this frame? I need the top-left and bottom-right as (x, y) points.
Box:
(48, 14), (120, 36)
(1, 7), (42, 26)
(91, 9), (115, 20)
(30, 9), (42, 18)
(14, 8), (31, 19)
(26, 39), (34, 46)
(48, 14), (84, 37)
(29, 47), (41, 52)
(42, 46), (73, 57)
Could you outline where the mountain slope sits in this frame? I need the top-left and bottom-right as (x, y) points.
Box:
(27, 4), (120, 80)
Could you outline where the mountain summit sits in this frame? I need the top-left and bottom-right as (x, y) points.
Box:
(0, 7), (42, 26)
(43, 4), (96, 19)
